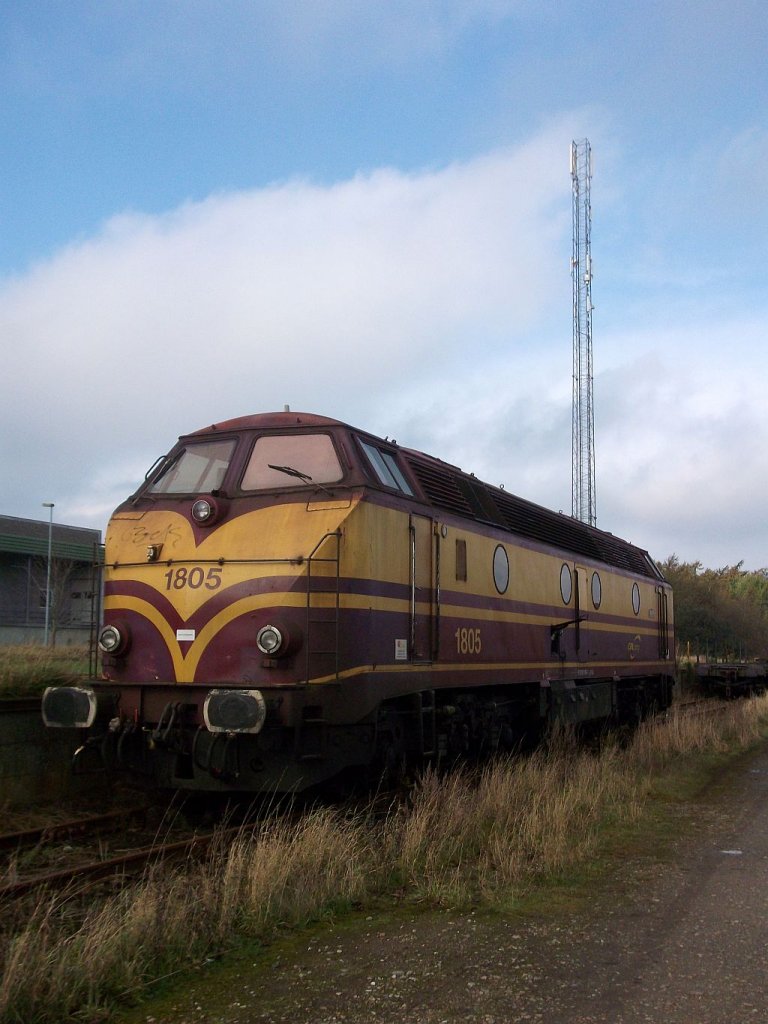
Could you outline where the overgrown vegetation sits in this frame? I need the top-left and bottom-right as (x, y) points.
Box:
(2, 695), (768, 1024)
(0, 644), (91, 698)
(660, 557), (768, 660)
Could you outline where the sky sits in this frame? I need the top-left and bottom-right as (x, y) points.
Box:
(1, 0), (767, 570)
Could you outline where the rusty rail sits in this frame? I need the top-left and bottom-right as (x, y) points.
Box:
(0, 823), (258, 900)
(0, 805), (151, 854)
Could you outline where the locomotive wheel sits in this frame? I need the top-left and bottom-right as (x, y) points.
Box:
(372, 707), (408, 788)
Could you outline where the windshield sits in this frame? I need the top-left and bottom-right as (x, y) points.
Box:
(148, 439), (236, 494)
(241, 434), (343, 490)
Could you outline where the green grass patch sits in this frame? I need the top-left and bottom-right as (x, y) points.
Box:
(0, 644), (91, 697)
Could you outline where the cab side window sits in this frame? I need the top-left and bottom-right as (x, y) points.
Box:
(359, 440), (413, 494)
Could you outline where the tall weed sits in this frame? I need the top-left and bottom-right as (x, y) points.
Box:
(2, 694), (768, 1023)
(0, 645), (90, 697)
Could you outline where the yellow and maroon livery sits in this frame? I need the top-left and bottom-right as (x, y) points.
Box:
(43, 411), (674, 792)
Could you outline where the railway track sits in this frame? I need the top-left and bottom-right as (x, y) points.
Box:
(0, 803), (277, 902)
(666, 696), (732, 718)
(0, 828), (228, 900)
(0, 799), (200, 901)
(0, 804), (150, 854)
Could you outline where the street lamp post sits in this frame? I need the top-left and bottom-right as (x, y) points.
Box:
(42, 502), (55, 646)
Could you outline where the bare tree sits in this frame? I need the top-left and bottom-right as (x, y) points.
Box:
(31, 556), (80, 644)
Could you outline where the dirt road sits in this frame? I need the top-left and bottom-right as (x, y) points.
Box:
(133, 743), (768, 1024)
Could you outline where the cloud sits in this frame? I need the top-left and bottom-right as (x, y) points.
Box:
(387, 309), (768, 570)
(1, 0), (524, 101)
(595, 319), (768, 566)
(3, 117), (768, 571)
(267, 0), (522, 69)
(0, 121), (570, 530)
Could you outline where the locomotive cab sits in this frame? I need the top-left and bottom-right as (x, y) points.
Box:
(44, 413), (410, 791)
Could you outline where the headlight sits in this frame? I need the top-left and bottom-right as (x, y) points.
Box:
(191, 495), (227, 526)
(204, 689), (267, 734)
(42, 686), (98, 728)
(192, 498), (214, 523)
(256, 624), (284, 656)
(98, 623), (129, 656)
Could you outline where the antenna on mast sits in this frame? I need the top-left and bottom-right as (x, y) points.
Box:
(570, 139), (596, 527)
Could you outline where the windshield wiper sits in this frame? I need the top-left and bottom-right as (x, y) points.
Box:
(267, 464), (334, 497)
(268, 464), (313, 483)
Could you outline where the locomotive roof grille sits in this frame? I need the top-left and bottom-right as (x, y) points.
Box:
(405, 461), (475, 518)
(404, 456), (659, 580)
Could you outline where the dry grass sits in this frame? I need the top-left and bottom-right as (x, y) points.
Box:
(0, 872), (204, 1022)
(385, 742), (642, 905)
(2, 693), (768, 1023)
(0, 645), (91, 697)
(628, 694), (768, 770)
(0, 809), (375, 1024)
(204, 808), (373, 941)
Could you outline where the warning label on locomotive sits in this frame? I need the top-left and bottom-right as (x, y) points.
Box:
(176, 629), (196, 642)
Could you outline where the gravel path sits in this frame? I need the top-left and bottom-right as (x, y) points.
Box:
(134, 743), (768, 1024)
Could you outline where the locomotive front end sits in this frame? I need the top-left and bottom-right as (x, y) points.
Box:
(43, 413), (360, 793)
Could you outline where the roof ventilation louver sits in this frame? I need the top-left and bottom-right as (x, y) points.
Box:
(402, 454), (660, 581)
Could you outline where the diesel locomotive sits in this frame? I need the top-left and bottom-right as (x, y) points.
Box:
(42, 410), (674, 793)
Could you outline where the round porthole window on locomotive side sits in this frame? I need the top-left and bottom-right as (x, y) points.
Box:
(560, 563), (573, 604)
(591, 571), (602, 609)
(632, 582), (641, 615)
(493, 544), (510, 594)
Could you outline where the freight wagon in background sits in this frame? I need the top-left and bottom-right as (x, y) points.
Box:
(693, 660), (768, 699)
(42, 411), (675, 794)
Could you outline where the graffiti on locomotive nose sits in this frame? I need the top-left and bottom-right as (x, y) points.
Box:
(125, 522), (183, 550)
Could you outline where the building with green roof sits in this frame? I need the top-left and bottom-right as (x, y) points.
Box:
(0, 514), (102, 645)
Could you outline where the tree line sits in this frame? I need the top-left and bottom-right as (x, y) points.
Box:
(659, 556), (768, 661)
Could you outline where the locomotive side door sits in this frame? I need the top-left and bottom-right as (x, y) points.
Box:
(657, 585), (670, 659)
(574, 565), (590, 663)
(410, 513), (436, 662)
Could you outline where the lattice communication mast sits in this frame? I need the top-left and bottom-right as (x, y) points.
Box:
(570, 139), (596, 527)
